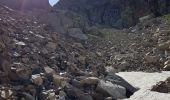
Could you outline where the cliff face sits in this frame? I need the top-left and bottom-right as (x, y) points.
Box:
(1, 0), (169, 29)
(0, 0), (50, 10)
(54, 0), (170, 28)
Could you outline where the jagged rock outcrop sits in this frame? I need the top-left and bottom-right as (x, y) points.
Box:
(54, 0), (170, 28)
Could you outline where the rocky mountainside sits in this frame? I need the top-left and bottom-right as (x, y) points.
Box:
(0, 5), (139, 100)
(55, 0), (170, 28)
(1, 0), (170, 100)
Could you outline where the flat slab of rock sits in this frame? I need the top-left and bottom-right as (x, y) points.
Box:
(116, 71), (170, 100)
(126, 89), (170, 100)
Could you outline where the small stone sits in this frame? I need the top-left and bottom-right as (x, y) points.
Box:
(165, 50), (170, 57)
(164, 60), (170, 65)
(96, 52), (102, 57)
(16, 68), (32, 80)
(41, 89), (57, 100)
(79, 94), (93, 100)
(105, 66), (116, 74)
(118, 61), (130, 71)
(41, 48), (48, 54)
(0, 88), (13, 99)
(15, 41), (26, 46)
(77, 56), (86, 65)
(46, 92), (56, 100)
(22, 92), (35, 100)
(31, 74), (43, 86)
(53, 74), (69, 88)
(22, 57), (29, 63)
(46, 42), (57, 51)
(59, 91), (66, 100)
(105, 97), (113, 100)
(44, 67), (55, 74)
(73, 43), (84, 48)
(71, 79), (81, 88)
(65, 85), (92, 100)
(158, 40), (170, 50)
(144, 53), (159, 63)
(80, 77), (99, 86)
(164, 64), (170, 71)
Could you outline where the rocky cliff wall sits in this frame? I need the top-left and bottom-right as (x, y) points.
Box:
(54, 0), (170, 28)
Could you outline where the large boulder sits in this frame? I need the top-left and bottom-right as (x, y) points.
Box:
(68, 28), (88, 40)
(96, 80), (127, 99)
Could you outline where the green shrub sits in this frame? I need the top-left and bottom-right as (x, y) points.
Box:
(164, 13), (170, 21)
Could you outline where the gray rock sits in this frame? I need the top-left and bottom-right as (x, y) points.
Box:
(118, 61), (130, 71)
(164, 64), (170, 71)
(59, 91), (66, 100)
(105, 66), (116, 74)
(44, 67), (55, 74)
(80, 77), (99, 86)
(79, 94), (93, 100)
(0, 88), (13, 99)
(46, 42), (57, 52)
(105, 74), (138, 96)
(96, 80), (127, 99)
(22, 92), (35, 100)
(31, 74), (43, 86)
(139, 14), (154, 23)
(68, 28), (88, 40)
(144, 53), (159, 63)
(158, 40), (170, 50)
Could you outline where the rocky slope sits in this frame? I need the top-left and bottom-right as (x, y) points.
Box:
(0, 5), (139, 100)
(1, 0), (170, 100)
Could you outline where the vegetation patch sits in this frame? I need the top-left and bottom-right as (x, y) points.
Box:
(164, 13), (170, 22)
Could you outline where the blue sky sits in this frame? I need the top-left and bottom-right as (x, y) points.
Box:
(49, 0), (59, 6)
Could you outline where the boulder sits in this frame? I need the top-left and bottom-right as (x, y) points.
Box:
(41, 90), (56, 100)
(96, 80), (127, 99)
(105, 66), (116, 74)
(46, 92), (56, 100)
(105, 74), (137, 96)
(16, 68), (32, 80)
(31, 74), (43, 86)
(46, 42), (57, 52)
(44, 67), (55, 74)
(164, 60), (170, 65)
(68, 28), (88, 40)
(59, 91), (66, 100)
(80, 77), (99, 86)
(65, 84), (93, 100)
(53, 74), (69, 88)
(118, 61), (130, 71)
(139, 14), (154, 23)
(22, 92), (35, 100)
(0, 88), (13, 99)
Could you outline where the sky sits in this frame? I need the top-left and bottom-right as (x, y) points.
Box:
(49, 0), (59, 6)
